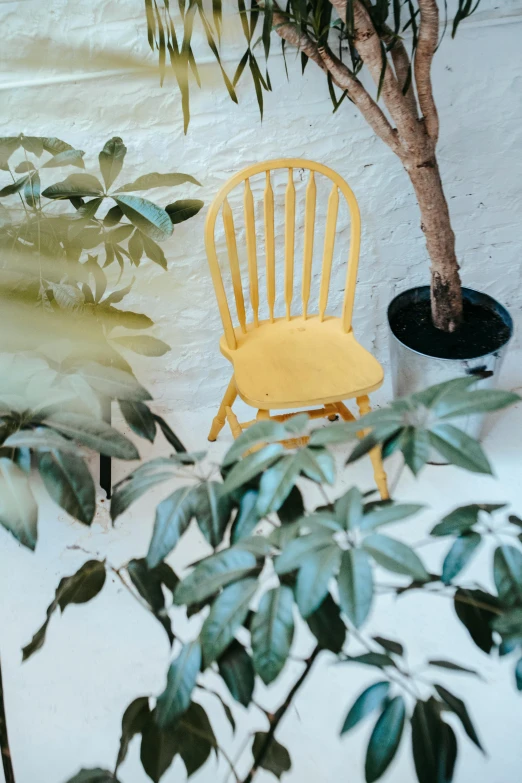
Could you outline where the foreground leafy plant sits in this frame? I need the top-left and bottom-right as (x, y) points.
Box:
(13, 379), (522, 783)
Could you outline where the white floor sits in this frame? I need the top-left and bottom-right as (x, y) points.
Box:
(1, 352), (522, 783)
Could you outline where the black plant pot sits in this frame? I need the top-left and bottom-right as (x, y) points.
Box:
(387, 286), (513, 440)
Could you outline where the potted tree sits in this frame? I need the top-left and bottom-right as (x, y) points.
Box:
(144, 0), (513, 412)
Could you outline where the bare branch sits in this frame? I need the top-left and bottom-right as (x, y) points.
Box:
(318, 46), (401, 154)
(415, 0), (440, 141)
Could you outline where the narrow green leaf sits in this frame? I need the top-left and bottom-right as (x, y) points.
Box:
(442, 533), (482, 584)
(362, 533), (429, 581)
(365, 696), (405, 782)
(335, 487), (363, 529)
(116, 172), (201, 192)
(361, 502), (424, 531)
(110, 471), (173, 522)
(341, 681), (389, 735)
(251, 585), (294, 684)
(454, 588), (498, 653)
(113, 335), (171, 357)
(256, 454), (301, 516)
(156, 641), (202, 728)
(192, 481), (233, 547)
(42, 149), (85, 169)
(338, 548), (373, 628)
(428, 660), (480, 676)
(38, 451), (95, 525)
(3, 428), (79, 454)
(0, 176), (28, 197)
(434, 684), (483, 751)
(222, 419), (287, 466)
(494, 545), (522, 605)
(201, 578), (258, 664)
(275, 531), (334, 575)
(140, 712), (177, 783)
(231, 489), (260, 543)
(222, 443), (284, 494)
(78, 362), (151, 402)
(435, 389), (519, 419)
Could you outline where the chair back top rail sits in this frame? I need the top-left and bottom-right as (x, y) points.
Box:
(205, 159), (361, 350)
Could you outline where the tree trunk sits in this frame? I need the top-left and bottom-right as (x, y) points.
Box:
(404, 155), (463, 332)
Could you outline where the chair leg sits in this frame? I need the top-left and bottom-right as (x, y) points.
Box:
(325, 403), (339, 422)
(208, 376), (238, 442)
(226, 406), (243, 440)
(356, 395), (389, 501)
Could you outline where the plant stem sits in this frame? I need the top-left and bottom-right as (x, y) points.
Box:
(0, 655), (16, 783)
(241, 646), (320, 783)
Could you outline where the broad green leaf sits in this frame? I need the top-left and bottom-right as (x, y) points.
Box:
(222, 420), (288, 466)
(256, 455), (301, 516)
(335, 487), (363, 529)
(433, 503), (504, 537)
(251, 585), (294, 684)
(252, 733), (291, 779)
(126, 558), (176, 642)
(140, 712), (177, 783)
(218, 640), (255, 707)
(110, 471), (173, 522)
(296, 447), (335, 484)
(0, 176), (28, 197)
(3, 427), (80, 454)
(338, 548), (373, 628)
(103, 306), (154, 331)
(277, 485), (305, 524)
(0, 136), (21, 169)
(295, 544), (341, 618)
(156, 641), (202, 728)
(174, 548), (258, 605)
(72, 197), (104, 221)
(116, 172), (201, 192)
(41, 137), (74, 155)
(119, 400), (156, 442)
(22, 560), (106, 660)
(15, 161), (35, 172)
(362, 534), (429, 581)
(114, 195), (173, 241)
(79, 361), (152, 402)
(361, 502), (424, 531)
(64, 771), (121, 783)
(166, 198), (204, 223)
(99, 137), (127, 189)
(341, 681), (389, 735)
(429, 425), (492, 474)
(307, 593), (346, 653)
(412, 376), (477, 408)
(434, 684), (483, 751)
(39, 451), (95, 525)
(365, 696), (405, 782)
(0, 457), (38, 550)
(42, 173), (103, 199)
(411, 698), (457, 783)
(103, 204), (124, 226)
(442, 533), (482, 584)
(113, 335), (171, 357)
(192, 481), (233, 547)
(233, 535), (273, 557)
(128, 229), (144, 264)
(45, 412), (139, 460)
(200, 578), (258, 664)
(231, 489), (260, 543)
(453, 588), (498, 653)
(222, 443), (284, 494)
(399, 427), (430, 475)
(20, 136), (43, 155)
(173, 702), (216, 777)
(435, 389), (519, 419)
(146, 486), (195, 568)
(347, 424), (402, 464)
(115, 697), (150, 772)
(275, 531), (334, 575)
(24, 172), (40, 207)
(141, 233), (168, 269)
(42, 149), (85, 169)
(494, 545), (522, 605)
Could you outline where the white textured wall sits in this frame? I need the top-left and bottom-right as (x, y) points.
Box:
(2, 0), (521, 411)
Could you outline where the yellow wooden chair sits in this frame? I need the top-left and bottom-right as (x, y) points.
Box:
(204, 159), (388, 499)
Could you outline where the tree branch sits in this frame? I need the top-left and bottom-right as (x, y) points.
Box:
(270, 6), (327, 71)
(318, 46), (401, 154)
(415, 0), (440, 141)
(242, 646), (320, 783)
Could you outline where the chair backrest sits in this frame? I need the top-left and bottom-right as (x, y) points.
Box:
(204, 158), (361, 350)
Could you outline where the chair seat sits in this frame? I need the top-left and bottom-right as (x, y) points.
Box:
(220, 315), (384, 409)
